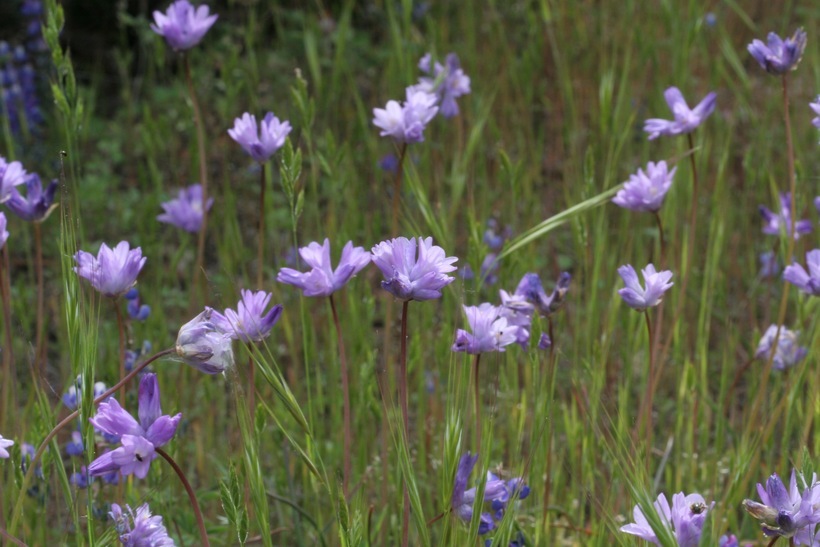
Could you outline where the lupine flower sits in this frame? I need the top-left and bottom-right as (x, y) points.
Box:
(643, 87), (717, 140)
(0, 434), (13, 458)
(88, 374), (181, 480)
(784, 250), (820, 296)
(748, 29), (807, 74)
(755, 325), (807, 371)
(412, 52), (471, 118)
(227, 112), (292, 163)
(743, 470), (820, 540)
(621, 492), (713, 546)
(373, 88), (439, 143)
(538, 333), (552, 350)
(20, 443), (41, 478)
(480, 254), (500, 285)
(74, 241), (147, 298)
(5, 173), (58, 222)
(277, 239), (370, 297)
(378, 153), (399, 173)
(498, 290), (533, 347)
(371, 236), (457, 301)
(612, 161), (676, 212)
(718, 534), (739, 547)
(157, 184), (212, 233)
(110, 503), (176, 546)
(175, 307), (234, 374)
(151, 0), (217, 51)
(759, 193), (812, 240)
(125, 288), (151, 321)
(0, 157), (27, 203)
(483, 220), (512, 251)
(62, 376), (108, 410)
(811, 97), (820, 129)
(212, 290), (283, 343)
(759, 251), (780, 279)
(513, 271), (571, 316)
(65, 431), (84, 457)
(0, 212), (8, 249)
(618, 264), (673, 310)
(452, 303), (517, 354)
(70, 466), (92, 489)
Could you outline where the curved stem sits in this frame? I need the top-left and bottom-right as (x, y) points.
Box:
(473, 353), (482, 453)
(398, 300), (410, 547)
(0, 526), (26, 547)
(8, 348), (175, 535)
(257, 164), (266, 289)
(329, 294), (352, 498)
(33, 223), (44, 381)
(114, 300), (127, 405)
(156, 447), (210, 547)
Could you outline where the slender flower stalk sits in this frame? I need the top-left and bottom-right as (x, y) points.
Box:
(156, 448), (210, 546)
(399, 299), (410, 547)
(257, 166), (265, 287)
(473, 353), (481, 452)
(329, 294), (352, 498)
(114, 300), (127, 404)
(33, 223), (45, 376)
(0, 234), (13, 428)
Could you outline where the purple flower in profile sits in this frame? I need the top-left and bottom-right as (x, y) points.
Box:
(538, 333), (552, 350)
(452, 303), (517, 354)
(784, 250), (820, 296)
(743, 470), (820, 539)
(755, 324), (807, 371)
(212, 290), (283, 343)
(373, 88), (439, 144)
(412, 52), (471, 118)
(618, 264), (673, 310)
(759, 251), (780, 279)
(483, 220), (512, 251)
(125, 288), (150, 321)
(5, 173), (58, 222)
(0, 156), (27, 203)
(371, 236), (457, 301)
(0, 434), (13, 458)
(74, 241), (147, 298)
(70, 466), (92, 489)
(227, 112), (292, 163)
(176, 307), (234, 373)
(499, 289), (533, 347)
(0, 212), (8, 249)
(612, 161), (676, 213)
(110, 503), (176, 546)
(151, 0), (217, 51)
(643, 87), (717, 140)
(277, 239), (370, 297)
(621, 492), (713, 547)
(88, 374), (181, 480)
(760, 193), (812, 240)
(452, 452), (479, 516)
(513, 271), (571, 316)
(157, 184), (212, 233)
(748, 29), (807, 75)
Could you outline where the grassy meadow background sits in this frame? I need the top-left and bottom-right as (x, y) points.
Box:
(1, 0), (820, 544)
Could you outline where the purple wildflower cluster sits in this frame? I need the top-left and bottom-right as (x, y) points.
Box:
(755, 325), (807, 371)
(621, 491), (714, 546)
(110, 503), (176, 546)
(411, 53), (472, 118)
(748, 28), (807, 75)
(743, 470), (820, 542)
(759, 192), (812, 240)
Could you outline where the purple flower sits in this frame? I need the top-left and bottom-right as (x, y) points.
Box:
(755, 324), (807, 371)
(5, 173), (58, 222)
(759, 193), (812, 240)
(88, 373), (181, 480)
(212, 290), (283, 343)
(378, 153), (399, 173)
(125, 289), (151, 322)
(499, 290), (533, 347)
(451, 303), (518, 354)
(0, 212), (8, 249)
(412, 52), (471, 118)
(452, 452), (479, 516)
(62, 375), (108, 410)
(110, 503), (176, 546)
(748, 29), (807, 74)
(157, 183), (212, 233)
(150, 0), (217, 51)
(618, 264), (673, 310)
(513, 271), (571, 316)
(74, 241), (147, 298)
(371, 236), (457, 301)
(612, 161), (676, 213)
(643, 87), (717, 140)
(70, 466), (92, 489)
(784, 250), (820, 296)
(0, 156), (27, 203)
(373, 88), (439, 143)
(175, 307), (234, 374)
(227, 112), (292, 163)
(65, 431), (84, 457)
(483, 220), (512, 251)
(811, 97), (820, 129)
(621, 492), (713, 547)
(538, 333), (552, 350)
(277, 239), (370, 297)
(759, 251), (780, 279)
(743, 470), (820, 539)
(719, 534), (739, 547)
(0, 434), (13, 458)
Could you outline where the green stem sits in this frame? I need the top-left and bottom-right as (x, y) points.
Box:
(257, 164), (267, 289)
(156, 447), (210, 547)
(473, 353), (482, 453)
(329, 294), (352, 498)
(399, 300), (410, 547)
(0, 246), (14, 432)
(114, 299), (127, 405)
(33, 223), (45, 381)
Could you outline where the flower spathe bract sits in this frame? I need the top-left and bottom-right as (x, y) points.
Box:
(643, 87), (717, 140)
(371, 236), (457, 301)
(150, 0), (217, 51)
(755, 325), (807, 371)
(277, 239), (370, 297)
(212, 290), (283, 343)
(451, 303), (517, 354)
(618, 263), (673, 310)
(612, 161), (676, 213)
(743, 470), (820, 539)
(157, 183), (212, 233)
(759, 192), (812, 240)
(412, 52), (471, 118)
(784, 249), (820, 296)
(0, 434), (13, 458)
(748, 28), (807, 74)
(621, 492), (713, 547)
(227, 112), (292, 163)
(5, 173), (58, 222)
(175, 307), (234, 374)
(372, 88), (439, 143)
(74, 241), (146, 298)
(110, 503), (176, 547)
(0, 156), (27, 203)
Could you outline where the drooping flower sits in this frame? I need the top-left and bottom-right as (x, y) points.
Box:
(372, 88), (439, 143)
(784, 249), (820, 296)
(0, 156), (27, 203)
(277, 239), (371, 297)
(0, 434), (13, 458)
(612, 161), (676, 213)
(212, 290), (283, 343)
(175, 307), (234, 374)
(759, 193), (812, 240)
(621, 492), (713, 547)
(755, 325), (807, 371)
(371, 236), (457, 301)
(227, 112), (292, 163)
(412, 52), (471, 118)
(452, 303), (517, 354)
(5, 173), (58, 222)
(74, 241), (147, 298)
(743, 470), (820, 540)
(618, 264), (673, 310)
(150, 0), (217, 51)
(0, 212), (8, 249)
(110, 503), (176, 546)
(88, 373), (181, 480)
(513, 271), (571, 317)
(811, 97), (820, 129)
(748, 29), (807, 74)
(157, 183), (212, 233)
(643, 87), (717, 140)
